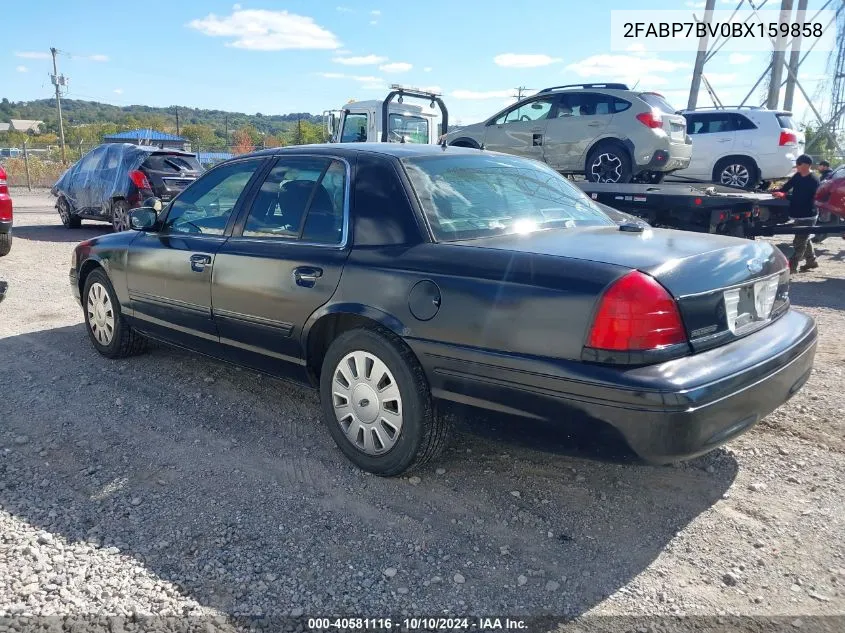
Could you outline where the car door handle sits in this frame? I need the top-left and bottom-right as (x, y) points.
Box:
(190, 254), (212, 273)
(531, 127), (543, 132)
(293, 266), (323, 287)
(587, 121), (602, 127)
(717, 138), (732, 142)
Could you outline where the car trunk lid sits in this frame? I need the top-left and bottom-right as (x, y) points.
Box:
(141, 153), (203, 201)
(454, 226), (790, 353)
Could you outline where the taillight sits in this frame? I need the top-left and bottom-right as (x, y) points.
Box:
(129, 170), (152, 190)
(636, 110), (663, 129)
(779, 130), (797, 146)
(0, 166), (7, 195)
(586, 271), (687, 351)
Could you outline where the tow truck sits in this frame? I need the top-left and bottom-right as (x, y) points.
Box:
(325, 85), (448, 145)
(577, 180), (845, 240)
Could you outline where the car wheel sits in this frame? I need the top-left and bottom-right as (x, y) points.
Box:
(0, 231), (11, 256)
(715, 158), (757, 189)
(111, 200), (131, 232)
(586, 144), (633, 183)
(82, 268), (147, 359)
(319, 327), (450, 476)
(58, 197), (82, 228)
(632, 171), (665, 184)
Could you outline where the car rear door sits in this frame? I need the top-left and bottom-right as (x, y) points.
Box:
(482, 95), (557, 161)
(210, 154), (350, 379)
(125, 157), (267, 349)
(680, 113), (737, 178)
(542, 92), (614, 171)
(69, 145), (108, 212)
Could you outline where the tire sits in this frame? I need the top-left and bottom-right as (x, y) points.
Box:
(633, 171), (665, 184)
(319, 326), (450, 476)
(111, 199), (131, 232)
(0, 232), (10, 257)
(58, 197), (82, 228)
(714, 157), (758, 189)
(585, 143), (633, 183)
(82, 268), (147, 359)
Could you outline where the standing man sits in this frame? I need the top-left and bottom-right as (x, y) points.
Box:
(818, 160), (834, 182)
(773, 154), (820, 273)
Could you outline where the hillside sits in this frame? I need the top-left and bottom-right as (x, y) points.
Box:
(0, 98), (321, 132)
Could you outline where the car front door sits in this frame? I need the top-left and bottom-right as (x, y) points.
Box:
(125, 157), (267, 349)
(482, 96), (557, 161)
(211, 155), (350, 379)
(541, 93), (617, 172)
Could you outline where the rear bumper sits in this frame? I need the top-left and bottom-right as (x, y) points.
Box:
(759, 152), (799, 180)
(0, 219), (11, 234)
(639, 142), (692, 172)
(411, 309), (816, 464)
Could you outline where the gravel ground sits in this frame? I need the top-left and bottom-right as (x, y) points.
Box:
(0, 189), (843, 631)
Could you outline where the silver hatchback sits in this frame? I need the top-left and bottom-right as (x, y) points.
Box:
(443, 83), (692, 183)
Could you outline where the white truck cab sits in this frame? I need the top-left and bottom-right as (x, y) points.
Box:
(325, 85), (448, 145)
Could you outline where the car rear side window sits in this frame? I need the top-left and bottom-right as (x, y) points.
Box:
(163, 158), (263, 236)
(557, 93), (617, 117)
(340, 113), (368, 143)
(402, 154), (615, 242)
(242, 157), (346, 244)
(732, 114), (757, 131)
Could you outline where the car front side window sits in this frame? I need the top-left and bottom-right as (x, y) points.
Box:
(162, 159), (263, 236)
(340, 113), (368, 142)
(494, 98), (555, 125)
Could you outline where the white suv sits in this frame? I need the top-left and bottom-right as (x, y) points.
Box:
(673, 107), (805, 189)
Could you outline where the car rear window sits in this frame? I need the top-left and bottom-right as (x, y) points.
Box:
(143, 154), (202, 173)
(402, 154), (615, 242)
(639, 92), (677, 113)
(776, 113), (796, 129)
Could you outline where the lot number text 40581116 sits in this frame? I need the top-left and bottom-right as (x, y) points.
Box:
(306, 617), (528, 630)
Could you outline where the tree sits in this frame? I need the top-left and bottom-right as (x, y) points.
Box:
(232, 127), (255, 155)
(181, 124), (221, 149)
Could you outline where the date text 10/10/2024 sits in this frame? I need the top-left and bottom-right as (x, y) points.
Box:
(307, 617), (528, 630)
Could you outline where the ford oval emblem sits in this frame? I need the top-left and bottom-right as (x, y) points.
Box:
(746, 257), (765, 274)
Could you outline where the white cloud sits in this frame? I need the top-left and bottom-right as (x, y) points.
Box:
(188, 9), (340, 50)
(114, 88), (123, 94)
(371, 9), (381, 16)
(424, 66), (432, 72)
(232, 3), (241, 9)
(370, 20), (378, 25)
(494, 53), (562, 68)
(14, 51), (50, 59)
(88, 54), (109, 62)
(319, 72), (383, 83)
(333, 54), (386, 65)
(379, 62), (412, 73)
(15, 65), (28, 73)
(452, 89), (515, 100)
(565, 54), (689, 87)
(728, 53), (754, 65)
(336, 6), (353, 12)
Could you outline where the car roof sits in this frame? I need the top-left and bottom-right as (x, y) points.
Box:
(239, 143), (484, 160)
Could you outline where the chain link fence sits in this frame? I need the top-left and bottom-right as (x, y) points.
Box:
(2, 140), (843, 191)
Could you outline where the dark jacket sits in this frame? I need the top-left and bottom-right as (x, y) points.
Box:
(778, 172), (819, 219)
(819, 168), (833, 182)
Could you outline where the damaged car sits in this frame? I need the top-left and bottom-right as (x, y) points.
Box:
(51, 143), (203, 232)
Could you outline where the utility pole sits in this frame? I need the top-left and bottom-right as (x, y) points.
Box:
(783, 0), (808, 111)
(514, 86), (533, 100)
(225, 115), (229, 147)
(174, 106), (180, 136)
(767, 0), (794, 110)
(50, 47), (67, 164)
(687, 0), (717, 110)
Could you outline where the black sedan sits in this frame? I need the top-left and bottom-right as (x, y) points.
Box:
(69, 144), (817, 475)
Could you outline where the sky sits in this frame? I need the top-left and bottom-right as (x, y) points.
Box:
(2, 0), (838, 127)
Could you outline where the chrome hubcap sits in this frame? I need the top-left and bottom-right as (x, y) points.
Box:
(59, 201), (70, 223)
(87, 282), (115, 346)
(332, 350), (403, 455)
(113, 205), (129, 232)
(590, 153), (623, 183)
(721, 164), (750, 187)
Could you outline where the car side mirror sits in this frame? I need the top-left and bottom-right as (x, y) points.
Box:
(129, 207), (158, 231)
(142, 197), (163, 212)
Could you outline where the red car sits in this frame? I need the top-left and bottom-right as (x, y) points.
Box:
(816, 165), (845, 219)
(0, 164), (12, 256)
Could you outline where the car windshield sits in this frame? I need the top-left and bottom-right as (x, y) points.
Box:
(388, 113), (429, 143)
(402, 154), (615, 241)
